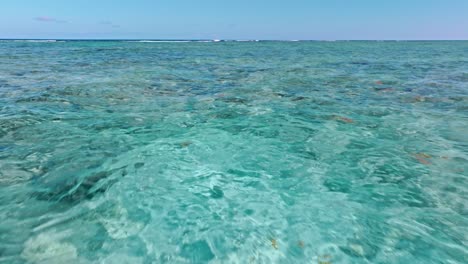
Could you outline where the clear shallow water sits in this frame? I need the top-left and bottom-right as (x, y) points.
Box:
(0, 40), (467, 263)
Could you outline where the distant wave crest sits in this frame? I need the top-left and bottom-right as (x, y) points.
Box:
(0, 40), (66, 43)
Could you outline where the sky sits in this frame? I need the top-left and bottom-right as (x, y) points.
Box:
(0, 0), (467, 40)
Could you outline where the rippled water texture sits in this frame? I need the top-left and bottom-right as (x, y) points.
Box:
(0, 41), (467, 263)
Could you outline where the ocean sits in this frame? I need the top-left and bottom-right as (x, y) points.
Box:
(0, 40), (467, 263)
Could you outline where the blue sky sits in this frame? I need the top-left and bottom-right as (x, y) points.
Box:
(1, 0), (467, 40)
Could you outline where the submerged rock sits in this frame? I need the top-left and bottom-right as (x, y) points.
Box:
(413, 153), (432, 165)
(298, 240), (305, 248)
(270, 239), (279, 250)
(209, 186), (224, 199)
(178, 141), (193, 148)
(180, 240), (215, 263)
(291, 96), (308, 101)
(333, 115), (354, 123)
(34, 166), (127, 203)
(134, 162), (145, 169)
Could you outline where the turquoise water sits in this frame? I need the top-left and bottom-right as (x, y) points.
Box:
(0, 40), (467, 263)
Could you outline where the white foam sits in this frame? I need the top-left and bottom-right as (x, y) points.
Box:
(21, 232), (78, 263)
(98, 207), (145, 239)
(100, 254), (144, 264)
(135, 40), (191, 43)
(127, 40), (213, 43)
(14, 40), (58, 43)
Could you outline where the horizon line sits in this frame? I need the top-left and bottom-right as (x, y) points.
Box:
(1, 38), (468, 41)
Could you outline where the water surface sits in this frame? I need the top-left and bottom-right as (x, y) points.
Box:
(0, 40), (467, 263)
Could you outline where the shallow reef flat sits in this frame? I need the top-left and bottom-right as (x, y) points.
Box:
(0, 40), (467, 263)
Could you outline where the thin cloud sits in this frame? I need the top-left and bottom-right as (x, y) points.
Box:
(99, 21), (121, 28)
(34, 16), (67, 23)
